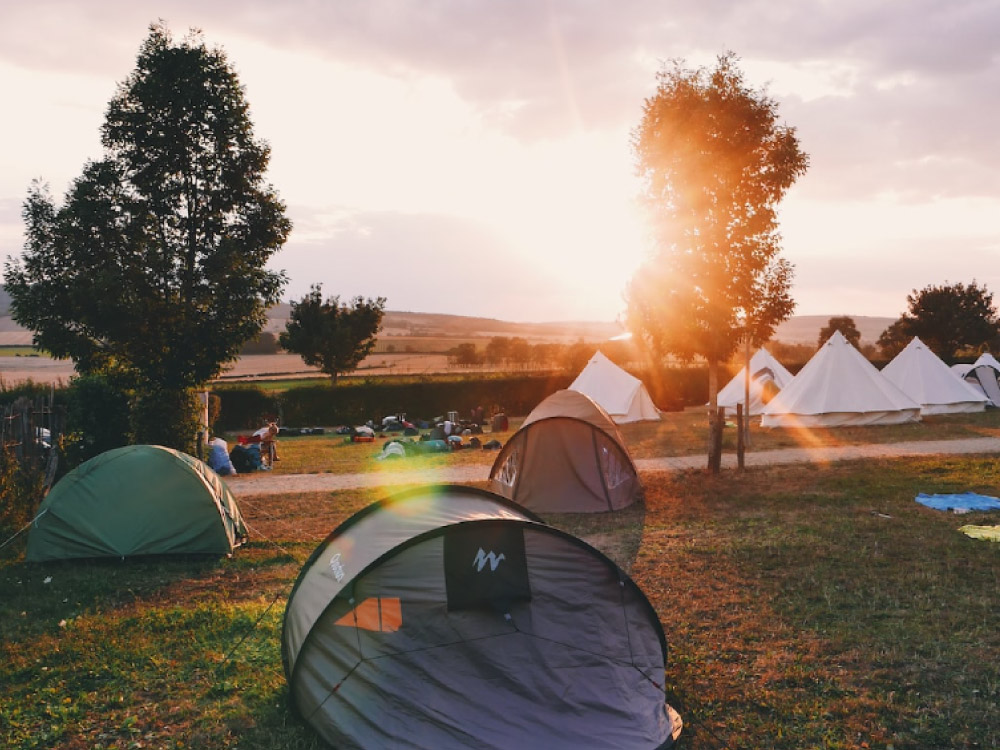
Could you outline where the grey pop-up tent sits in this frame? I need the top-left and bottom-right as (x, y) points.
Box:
(282, 485), (682, 750)
(26, 445), (247, 561)
(489, 389), (640, 513)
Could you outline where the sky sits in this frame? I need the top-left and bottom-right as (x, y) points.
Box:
(1, 1), (998, 324)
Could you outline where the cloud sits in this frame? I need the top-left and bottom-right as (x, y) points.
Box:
(273, 206), (599, 321)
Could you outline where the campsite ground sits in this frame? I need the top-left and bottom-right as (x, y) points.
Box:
(4, 411), (1000, 748)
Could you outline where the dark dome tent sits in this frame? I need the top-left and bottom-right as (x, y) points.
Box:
(26, 445), (247, 561)
(489, 389), (641, 513)
(282, 485), (682, 750)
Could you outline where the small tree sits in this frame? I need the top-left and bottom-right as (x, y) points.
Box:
(449, 343), (482, 366)
(280, 285), (386, 384)
(625, 53), (807, 469)
(485, 337), (512, 366)
(879, 281), (998, 360)
(876, 318), (911, 360)
(818, 316), (861, 349)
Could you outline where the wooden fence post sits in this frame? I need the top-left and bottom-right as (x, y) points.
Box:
(736, 403), (745, 471)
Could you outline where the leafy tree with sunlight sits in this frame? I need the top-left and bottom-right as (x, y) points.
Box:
(818, 316), (861, 349)
(878, 281), (998, 360)
(280, 285), (386, 384)
(3, 24), (289, 450)
(625, 53), (808, 468)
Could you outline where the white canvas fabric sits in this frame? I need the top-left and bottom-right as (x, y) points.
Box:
(716, 348), (794, 416)
(569, 351), (660, 423)
(975, 352), (1000, 371)
(963, 366), (1000, 407)
(761, 331), (921, 427)
(881, 338), (988, 415)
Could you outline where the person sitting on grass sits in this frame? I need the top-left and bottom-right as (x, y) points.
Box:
(207, 436), (237, 476)
(252, 421), (280, 466)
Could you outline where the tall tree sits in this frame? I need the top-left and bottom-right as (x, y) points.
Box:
(279, 285), (386, 384)
(4, 24), (289, 449)
(878, 281), (998, 360)
(625, 53), (808, 466)
(818, 316), (861, 349)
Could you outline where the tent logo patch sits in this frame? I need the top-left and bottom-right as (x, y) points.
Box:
(445, 525), (530, 611)
(329, 552), (346, 582)
(473, 548), (506, 572)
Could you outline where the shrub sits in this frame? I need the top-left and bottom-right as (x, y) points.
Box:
(63, 374), (131, 467)
(0, 447), (45, 550)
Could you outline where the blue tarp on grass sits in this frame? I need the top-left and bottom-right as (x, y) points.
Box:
(915, 493), (1000, 512)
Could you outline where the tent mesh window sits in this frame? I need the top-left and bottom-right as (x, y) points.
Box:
(493, 442), (520, 489)
(596, 435), (631, 490)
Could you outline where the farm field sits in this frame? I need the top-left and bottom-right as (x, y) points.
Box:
(0, 351), (538, 386)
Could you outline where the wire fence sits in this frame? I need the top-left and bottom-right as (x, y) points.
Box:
(1, 390), (63, 490)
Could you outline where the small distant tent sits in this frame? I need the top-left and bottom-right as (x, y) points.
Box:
(975, 352), (1000, 371)
(716, 348), (794, 416)
(489, 389), (640, 513)
(26, 445), (247, 561)
(569, 351), (660, 423)
(761, 331), (921, 428)
(953, 355), (1000, 407)
(881, 337), (988, 415)
(282, 485), (682, 750)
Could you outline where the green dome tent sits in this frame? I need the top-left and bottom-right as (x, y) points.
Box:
(282, 485), (681, 749)
(27, 445), (247, 561)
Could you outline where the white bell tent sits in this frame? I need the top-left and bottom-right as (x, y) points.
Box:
(569, 351), (660, 423)
(881, 337), (988, 415)
(716, 348), (794, 416)
(761, 331), (921, 427)
(953, 354), (1000, 407)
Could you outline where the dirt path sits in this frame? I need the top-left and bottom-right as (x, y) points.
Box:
(226, 436), (1000, 497)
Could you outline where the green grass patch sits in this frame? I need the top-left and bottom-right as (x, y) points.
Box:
(638, 455), (1000, 748)
(5, 450), (1000, 747)
(0, 347), (42, 357)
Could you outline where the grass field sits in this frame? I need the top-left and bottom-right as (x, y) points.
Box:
(235, 407), (1000, 478)
(4, 415), (1000, 748)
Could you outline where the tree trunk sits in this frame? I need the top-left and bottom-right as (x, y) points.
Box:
(707, 359), (721, 473)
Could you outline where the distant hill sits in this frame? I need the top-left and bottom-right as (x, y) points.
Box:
(0, 286), (894, 348)
(264, 305), (623, 342)
(772, 315), (895, 345)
